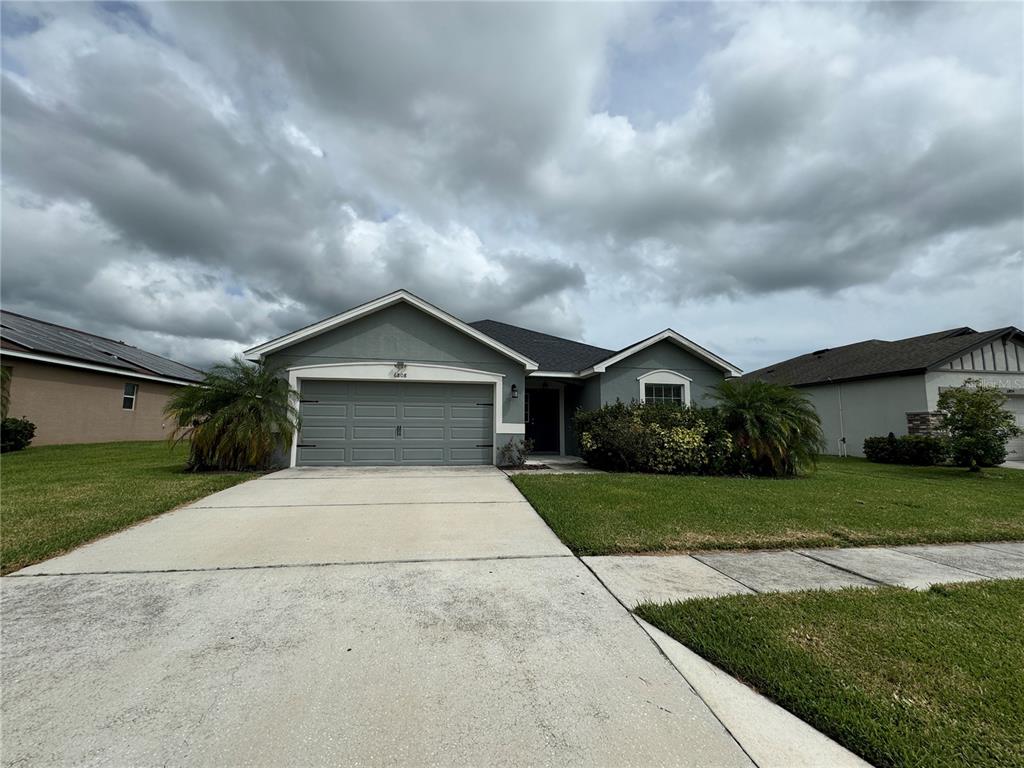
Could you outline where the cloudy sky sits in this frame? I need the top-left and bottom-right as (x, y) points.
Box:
(2, 1), (1021, 372)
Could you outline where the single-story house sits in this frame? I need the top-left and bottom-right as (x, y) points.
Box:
(0, 311), (204, 445)
(243, 289), (741, 467)
(744, 326), (1024, 461)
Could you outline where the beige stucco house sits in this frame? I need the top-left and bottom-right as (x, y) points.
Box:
(1, 311), (203, 445)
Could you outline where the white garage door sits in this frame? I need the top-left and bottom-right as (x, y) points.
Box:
(1005, 395), (1024, 462)
(296, 380), (494, 466)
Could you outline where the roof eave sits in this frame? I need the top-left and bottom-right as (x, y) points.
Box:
(0, 348), (202, 386)
(581, 329), (742, 377)
(244, 289), (539, 370)
(781, 368), (928, 388)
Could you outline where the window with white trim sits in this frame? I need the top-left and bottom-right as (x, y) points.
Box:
(122, 382), (138, 411)
(644, 383), (684, 406)
(637, 369), (692, 407)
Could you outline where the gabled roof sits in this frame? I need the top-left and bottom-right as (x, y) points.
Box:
(0, 310), (204, 384)
(468, 319), (613, 372)
(244, 290), (539, 370)
(583, 329), (743, 376)
(744, 326), (1024, 387)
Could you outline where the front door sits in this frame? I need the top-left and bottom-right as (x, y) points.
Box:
(526, 388), (560, 453)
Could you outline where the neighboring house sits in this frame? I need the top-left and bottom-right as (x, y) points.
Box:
(244, 289), (741, 467)
(744, 326), (1024, 461)
(0, 311), (204, 445)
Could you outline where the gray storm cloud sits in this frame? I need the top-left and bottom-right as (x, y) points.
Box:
(1, 1), (1020, 369)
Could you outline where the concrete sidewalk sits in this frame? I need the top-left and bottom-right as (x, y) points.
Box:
(585, 541), (1024, 606)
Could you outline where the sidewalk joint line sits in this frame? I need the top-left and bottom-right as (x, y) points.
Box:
(792, 550), (890, 587)
(689, 554), (762, 594)
(885, 547), (994, 579)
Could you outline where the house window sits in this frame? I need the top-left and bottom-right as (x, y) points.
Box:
(644, 383), (684, 406)
(122, 383), (139, 411)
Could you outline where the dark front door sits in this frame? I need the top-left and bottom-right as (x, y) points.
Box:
(526, 388), (560, 453)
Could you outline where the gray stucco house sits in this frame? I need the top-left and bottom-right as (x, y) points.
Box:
(744, 326), (1024, 461)
(244, 289), (741, 466)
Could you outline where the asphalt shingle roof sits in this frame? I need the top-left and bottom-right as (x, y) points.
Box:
(469, 319), (614, 372)
(744, 326), (1021, 387)
(0, 310), (204, 382)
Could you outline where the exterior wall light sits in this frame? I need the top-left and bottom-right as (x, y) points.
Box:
(510, 384), (519, 399)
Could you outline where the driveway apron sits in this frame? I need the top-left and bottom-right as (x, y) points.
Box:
(2, 467), (752, 767)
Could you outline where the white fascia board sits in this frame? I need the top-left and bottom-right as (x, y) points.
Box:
(582, 330), (743, 377)
(528, 370), (582, 379)
(244, 289), (539, 370)
(0, 349), (199, 386)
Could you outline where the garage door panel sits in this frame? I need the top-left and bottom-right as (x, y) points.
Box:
(403, 405), (446, 419)
(451, 405), (488, 420)
(297, 447), (347, 464)
(351, 448), (400, 463)
(301, 380), (355, 399)
(400, 448), (446, 462)
(403, 426), (446, 440)
(301, 404), (348, 417)
(354, 404), (398, 418)
(351, 426), (397, 440)
(297, 381), (494, 466)
(302, 426), (348, 439)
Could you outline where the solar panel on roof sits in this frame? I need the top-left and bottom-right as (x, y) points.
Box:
(0, 311), (203, 382)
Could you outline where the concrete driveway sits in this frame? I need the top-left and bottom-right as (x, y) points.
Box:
(2, 466), (752, 767)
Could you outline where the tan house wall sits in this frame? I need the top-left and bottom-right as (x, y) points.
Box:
(2, 358), (184, 445)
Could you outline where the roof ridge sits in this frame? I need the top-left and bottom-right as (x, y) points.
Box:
(470, 318), (613, 352)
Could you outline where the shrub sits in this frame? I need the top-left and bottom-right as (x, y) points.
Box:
(863, 433), (900, 464)
(164, 357), (299, 471)
(575, 401), (732, 474)
(1, 417), (36, 453)
(864, 433), (948, 465)
(709, 379), (825, 477)
(936, 378), (1022, 471)
(497, 438), (533, 468)
(898, 434), (950, 465)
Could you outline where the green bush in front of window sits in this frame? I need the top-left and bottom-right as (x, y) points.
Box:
(575, 401), (733, 475)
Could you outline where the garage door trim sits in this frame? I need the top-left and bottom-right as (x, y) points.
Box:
(286, 362), (524, 466)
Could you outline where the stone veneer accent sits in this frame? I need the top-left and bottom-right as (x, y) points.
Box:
(906, 411), (944, 435)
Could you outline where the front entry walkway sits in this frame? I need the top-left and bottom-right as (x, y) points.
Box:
(2, 467), (763, 766)
(585, 541), (1024, 606)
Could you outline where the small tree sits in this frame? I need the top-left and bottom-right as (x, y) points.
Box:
(936, 378), (1021, 471)
(165, 357), (300, 471)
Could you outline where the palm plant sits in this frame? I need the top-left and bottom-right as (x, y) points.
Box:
(709, 378), (825, 477)
(165, 357), (299, 471)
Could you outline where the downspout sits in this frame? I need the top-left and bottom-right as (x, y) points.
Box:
(829, 377), (847, 458)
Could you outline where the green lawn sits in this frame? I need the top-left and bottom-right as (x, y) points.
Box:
(636, 580), (1024, 768)
(511, 457), (1024, 555)
(1, 441), (252, 574)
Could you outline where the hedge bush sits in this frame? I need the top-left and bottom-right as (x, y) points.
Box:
(1, 417), (36, 453)
(863, 433), (948, 466)
(575, 402), (733, 475)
